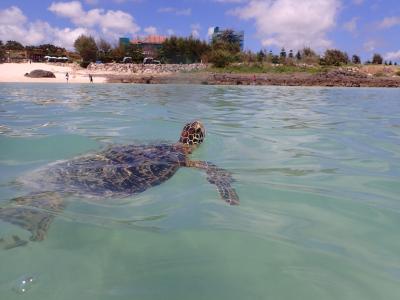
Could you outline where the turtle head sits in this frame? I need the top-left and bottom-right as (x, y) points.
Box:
(179, 121), (205, 146)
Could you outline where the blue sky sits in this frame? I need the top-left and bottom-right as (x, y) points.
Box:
(1, 0), (400, 62)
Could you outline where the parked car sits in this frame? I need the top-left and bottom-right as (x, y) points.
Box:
(143, 57), (161, 64)
(122, 57), (133, 63)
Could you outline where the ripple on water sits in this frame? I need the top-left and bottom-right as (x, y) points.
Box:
(0, 84), (400, 299)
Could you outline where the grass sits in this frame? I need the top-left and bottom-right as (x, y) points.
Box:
(208, 63), (331, 74)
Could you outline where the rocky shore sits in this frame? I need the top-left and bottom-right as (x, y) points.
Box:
(87, 62), (207, 74)
(106, 68), (400, 88)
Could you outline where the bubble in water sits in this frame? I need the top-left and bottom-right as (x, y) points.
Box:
(13, 275), (37, 294)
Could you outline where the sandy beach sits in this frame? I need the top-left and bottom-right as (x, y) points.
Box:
(0, 62), (108, 83)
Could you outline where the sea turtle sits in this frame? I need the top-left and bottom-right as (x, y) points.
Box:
(0, 121), (239, 249)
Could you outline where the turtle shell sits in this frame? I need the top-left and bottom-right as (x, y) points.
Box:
(21, 144), (186, 198)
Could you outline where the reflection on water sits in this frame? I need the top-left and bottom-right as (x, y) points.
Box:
(0, 83), (400, 300)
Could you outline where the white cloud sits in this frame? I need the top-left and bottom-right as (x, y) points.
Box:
(48, 1), (84, 21)
(207, 26), (215, 37)
(352, 0), (364, 5)
(48, 1), (140, 39)
(144, 26), (157, 35)
(0, 4), (140, 49)
(191, 24), (201, 38)
(0, 6), (89, 49)
(384, 50), (400, 61)
(157, 7), (191, 16)
(231, 0), (340, 50)
(166, 29), (175, 36)
(343, 17), (358, 34)
(378, 16), (400, 29)
(363, 40), (377, 52)
(0, 6), (27, 25)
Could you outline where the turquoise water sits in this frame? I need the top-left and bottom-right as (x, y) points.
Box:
(0, 83), (400, 299)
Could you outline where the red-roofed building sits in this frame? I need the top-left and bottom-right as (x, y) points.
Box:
(130, 35), (167, 57)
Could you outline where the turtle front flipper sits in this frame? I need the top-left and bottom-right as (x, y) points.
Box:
(0, 192), (65, 245)
(186, 160), (239, 205)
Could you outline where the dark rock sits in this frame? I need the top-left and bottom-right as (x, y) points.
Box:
(24, 69), (56, 78)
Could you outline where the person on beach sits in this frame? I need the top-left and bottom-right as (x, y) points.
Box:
(65, 72), (69, 83)
(89, 74), (93, 83)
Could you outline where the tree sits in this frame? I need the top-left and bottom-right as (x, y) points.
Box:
(295, 50), (302, 60)
(74, 35), (98, 64)
(256, 50), (266, 62)
(288, 49), (294, 59)
(300, 47), (319, 64)
(0, 40), (4, 61)
(96, 38), (113, 63)
(4, 40), (24, 50)
(322, 49), (349, 66)
(211, 29), (241, 54)
(209, 49), (233, 67)
(110, 45), (126, 62)
(352, 54), (361, 64)
(280, 47), (287, 58)
(372, 53), (383, 64)
(302, 47), (317, 58)
(97, 39), (111, 53)
(267, 50), (274, 62)
(160, 36), (210, 64)
(271, 55), (280, 64)
(125, 43), (144, 63)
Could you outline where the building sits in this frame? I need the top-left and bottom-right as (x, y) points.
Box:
(130, 35), (167, 57)
(211, 26), (244, 51)
(119, 37), (130, 47)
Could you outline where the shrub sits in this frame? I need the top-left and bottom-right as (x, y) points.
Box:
(80, 61), (91, 68)
(300, 47), (319, 64)
(209, 49), (233, 67)
(372, 53), (383, 64)
(352, 54), (361, 64)
(323, 49), (349, 66)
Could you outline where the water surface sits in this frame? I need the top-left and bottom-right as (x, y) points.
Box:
(1, 83), (400, 299)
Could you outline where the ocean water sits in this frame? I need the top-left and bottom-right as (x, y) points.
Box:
(0, 83), (400, 299)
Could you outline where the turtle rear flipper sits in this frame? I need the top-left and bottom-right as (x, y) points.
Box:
(0, 192), (65, 244)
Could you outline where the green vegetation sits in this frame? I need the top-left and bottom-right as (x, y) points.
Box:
(2, 34), (398, 75)
(209, 63), (330, 74)
(4, 40), (24, 50)
(96, 38), (113, 63)
(321, 49), (349, 66)
(74, 35), (98, 67)
(0, 41), (4, 61)
(352, 54), (361, 64)
(159, 36), (210, 64)
(372, 53), (383, 64)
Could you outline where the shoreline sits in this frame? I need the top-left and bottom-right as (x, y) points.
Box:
(1, 62), (400, 87)
(106, 71), (400, 88)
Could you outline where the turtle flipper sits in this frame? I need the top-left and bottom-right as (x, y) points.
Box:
(186, 161), (239, 205)
(0, 192), (65, 243)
